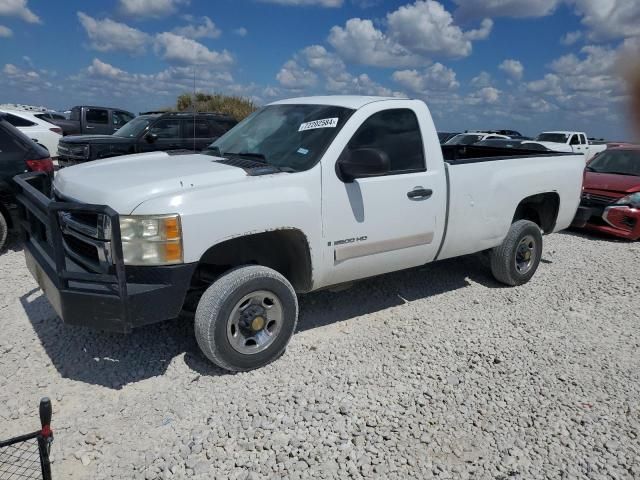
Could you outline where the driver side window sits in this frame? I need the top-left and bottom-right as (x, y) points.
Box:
(345, 109), (426, 175)
(570, 135), (580, 145)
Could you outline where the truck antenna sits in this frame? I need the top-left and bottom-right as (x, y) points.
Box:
(193, 66), (196, 152)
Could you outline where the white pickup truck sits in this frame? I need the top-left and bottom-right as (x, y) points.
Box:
(525, 131), (607, 161)
(15, 96), (584, 371)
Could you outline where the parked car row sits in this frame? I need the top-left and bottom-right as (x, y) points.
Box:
(438, 129), (609, 162)
(0, 109), (62, 156)
(572, 145), (640, 240)
(0, 113), (54, 251)
(57, 111), (237, 167)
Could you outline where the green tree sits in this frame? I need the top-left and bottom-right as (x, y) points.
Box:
(176, 92), (257, 121)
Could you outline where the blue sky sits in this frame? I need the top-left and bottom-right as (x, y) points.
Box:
(1, 0), (639, 139)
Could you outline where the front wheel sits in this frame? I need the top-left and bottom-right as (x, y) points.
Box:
(0, 209), (8, 253)
(490, 220), (543, 286)
(194, 265), (299, 371)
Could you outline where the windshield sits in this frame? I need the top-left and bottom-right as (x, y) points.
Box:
(114, 116), (154, 138)
(445, 134), (484, 145)
(207, 104), (354, 171)
(536, 133), (569, 143)
(588, 150), (640, 176)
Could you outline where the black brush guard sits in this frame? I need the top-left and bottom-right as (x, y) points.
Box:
(0, 398), (54, 480)
(13, 172), (131, 332)
(13, 172), (196, 333)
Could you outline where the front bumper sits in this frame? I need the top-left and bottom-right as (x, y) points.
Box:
(572, 200), (640, 241)
(14, 172), (196, 333)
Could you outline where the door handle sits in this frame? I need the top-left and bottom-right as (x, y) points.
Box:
(85, 125), (94, 129)
(407, 188), (433, 200)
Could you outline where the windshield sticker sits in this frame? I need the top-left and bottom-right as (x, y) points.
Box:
(297, 147), (309, 155)
(298, 118), (338, 132)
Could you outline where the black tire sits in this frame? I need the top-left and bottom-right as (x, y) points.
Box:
(490, 220), (543, 286)
(0, 209), (8, 253)
(194, 265), (298, 372)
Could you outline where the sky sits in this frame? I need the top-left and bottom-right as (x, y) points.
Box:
(1, 0), (639, 139)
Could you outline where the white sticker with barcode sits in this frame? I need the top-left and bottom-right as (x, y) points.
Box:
(298, 118), (338, 132)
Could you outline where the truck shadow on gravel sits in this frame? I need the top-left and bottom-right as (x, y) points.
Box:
(20, 254), (499, 388)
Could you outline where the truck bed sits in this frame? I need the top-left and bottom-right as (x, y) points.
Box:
(441, 145), (573, 164)
(436, 148), (584, 261)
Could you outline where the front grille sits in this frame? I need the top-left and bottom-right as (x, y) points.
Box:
(580, 193), (617, 208)
(63, 233), (100, 263)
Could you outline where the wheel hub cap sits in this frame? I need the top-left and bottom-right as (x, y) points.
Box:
(515, 235), (536, 274)
(227, 290), (283, 355)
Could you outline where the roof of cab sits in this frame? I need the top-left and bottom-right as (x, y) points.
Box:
(269, 95), (408, 109)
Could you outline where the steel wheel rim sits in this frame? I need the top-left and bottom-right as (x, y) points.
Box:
(515, 235), (536, 275)
(227, 290), (283, 355)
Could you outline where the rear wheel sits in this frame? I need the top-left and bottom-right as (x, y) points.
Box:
(194, 265), (298, 371)
(490, 220), (543, 286)
(0, 209), (8, 253)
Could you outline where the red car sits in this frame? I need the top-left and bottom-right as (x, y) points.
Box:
(572, 146), (640, 240)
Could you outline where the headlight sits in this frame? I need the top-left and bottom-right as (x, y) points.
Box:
(614, 193), (640, 209)
(117, 214), (183, 265)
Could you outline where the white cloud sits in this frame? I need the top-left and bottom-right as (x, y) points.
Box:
(572, 0), (640, 41)
(258, 0), (343, 6)
(0, 25), (12, 37)
(471, 71), (492, 87)
(328, 2), (492, 68)
(77, 12), (149, 54)
(234, 27), (248, 37)
(467, 87), (501, 105)
(118, 0), (189, 18)
(560, 30), (582, 46)
(87, 58), (127, 79)
(174, 16), (221, 39)
(392, 63), (459, 93)
(328, 18), (423, 68)
(276, 44), (404, 97)
(0, 0), (40, 23)
(526, 73), (564, 95)
(387, 1), (492, 57)
(499, 59), (524, 80)
(452, 0), (560, 20)
(154, 32), (233, 66)
(2, 63), (42, 85)
(276, 59), (318, 89)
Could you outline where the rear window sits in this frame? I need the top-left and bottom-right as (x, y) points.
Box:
(0, 124), (25, 154)
(3, 113), (36, 127)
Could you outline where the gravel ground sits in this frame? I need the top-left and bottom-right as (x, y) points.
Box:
(0, 230), (639, 479)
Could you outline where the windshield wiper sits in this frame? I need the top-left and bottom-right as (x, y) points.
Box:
(225, 152), (268, 162)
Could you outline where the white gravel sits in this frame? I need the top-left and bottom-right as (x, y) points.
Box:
(1, 230), (639, 479)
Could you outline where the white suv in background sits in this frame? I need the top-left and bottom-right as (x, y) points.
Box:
(0, 109), (63, 158)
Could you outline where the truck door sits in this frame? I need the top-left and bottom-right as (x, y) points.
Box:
(569, 134), (585, 155)
(83, 108), (111, 135)
(321, 103), (446, 286)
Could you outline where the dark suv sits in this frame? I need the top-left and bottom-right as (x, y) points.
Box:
(0, 115), (53, 251)
(57, 112), (237, 167)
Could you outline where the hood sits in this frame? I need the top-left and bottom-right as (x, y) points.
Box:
(61, 135), (133, 144)
(584, 171), (640, 194)
(54, 151), (248, 214)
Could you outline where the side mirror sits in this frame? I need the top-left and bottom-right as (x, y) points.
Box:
(336, 148), (390, 183)
(145, 133), (158, 143)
